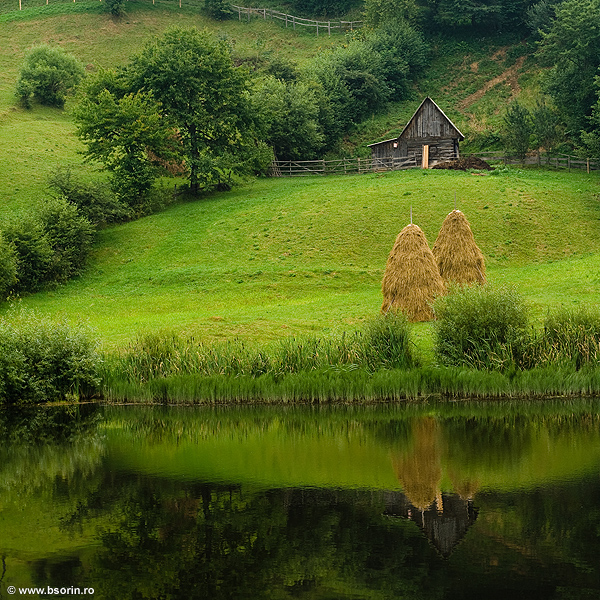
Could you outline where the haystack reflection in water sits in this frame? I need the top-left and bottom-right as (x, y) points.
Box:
(1, 403), (600, 599)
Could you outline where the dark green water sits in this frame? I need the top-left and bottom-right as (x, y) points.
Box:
(2, 401), (600, 599)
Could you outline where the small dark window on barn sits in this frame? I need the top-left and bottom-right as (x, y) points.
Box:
(430, 146), (438, 155)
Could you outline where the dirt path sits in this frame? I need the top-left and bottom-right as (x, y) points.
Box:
(458, 55), (526, 110)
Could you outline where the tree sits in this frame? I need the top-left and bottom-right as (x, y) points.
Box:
(16, 45), (85, 108)
(127, 28), (261, 194)
(502, 101), (533, 161)
(581, 78), (600, 157)
(537, 0), (600, 141)
(0, 234), (17, 300)
(204, 0), (233, 20)
(251, 77), (325, 160)
(74, 70), (177, 207)
(364, 0), (420, 28)
(531, 99), (561, 155)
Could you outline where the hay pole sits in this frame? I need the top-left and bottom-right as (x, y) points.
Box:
(410, 205), (413, 225)
(454, 191), (456, 211)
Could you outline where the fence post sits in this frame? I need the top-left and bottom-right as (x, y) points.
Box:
(328, 21), (331, 36)
(588, 158), (590, 174)
(293, 15), (295, 29)
(568, 155), (571, 171)
(316, 21), (319, 36)
(358, 157), (361, 174)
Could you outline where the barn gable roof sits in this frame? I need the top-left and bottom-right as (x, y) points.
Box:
(368, 97), (464, 148)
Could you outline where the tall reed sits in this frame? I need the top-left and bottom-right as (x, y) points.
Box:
(530, 305), (600, 369)
(101, 314), (417, 396)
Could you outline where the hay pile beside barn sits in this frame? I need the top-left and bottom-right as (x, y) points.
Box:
(381, 224), (445, 322)
(432, 210), (485, 285)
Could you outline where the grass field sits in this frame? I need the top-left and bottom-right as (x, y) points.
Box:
(1, 0), (598, 363)
(7, 167), (600, 353)
(0, 0), (337, 218)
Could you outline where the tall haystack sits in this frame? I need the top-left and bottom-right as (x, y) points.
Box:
(432, 210), (485, 285)
(381, 224), (445, 322)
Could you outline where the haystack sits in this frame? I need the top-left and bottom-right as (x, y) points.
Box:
(432, 210), (485, 285)
(381, 224), (445, 322)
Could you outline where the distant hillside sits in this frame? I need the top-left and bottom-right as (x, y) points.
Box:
(0, 0), (543, 220)
(344, 34), (539, 156)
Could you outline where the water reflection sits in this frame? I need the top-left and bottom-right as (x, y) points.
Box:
(1, 402), (600, 598)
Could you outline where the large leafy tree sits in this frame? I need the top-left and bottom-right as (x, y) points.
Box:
(127, 27), (261, 194)
(74, 69), (176, 208)
(251, 77), (325, 160)
(537, 0), (600, 141)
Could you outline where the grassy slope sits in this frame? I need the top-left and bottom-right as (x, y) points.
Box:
(1, 1), (599, 353)
(0, 0), (334, 218)
(15, 167), (600, 350)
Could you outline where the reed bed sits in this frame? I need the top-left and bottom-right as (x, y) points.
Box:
(96, 298), (600, 404)
(101, 365), (600, 404)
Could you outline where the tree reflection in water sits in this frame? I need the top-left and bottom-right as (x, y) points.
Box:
(2, 405), (600, 598)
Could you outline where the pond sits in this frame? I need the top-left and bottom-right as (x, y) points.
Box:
(1, 400), (600, 599)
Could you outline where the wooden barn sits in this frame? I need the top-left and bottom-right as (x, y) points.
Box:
(368, 97), (464, 169)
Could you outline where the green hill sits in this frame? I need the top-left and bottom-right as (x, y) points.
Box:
(0, 0), (540, 217)
(1, 0), (598, 351)
(15, 167), (600, 348)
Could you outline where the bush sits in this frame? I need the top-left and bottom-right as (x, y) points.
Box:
(0, 233), (17, 300)
(205, 0), (233, 19)
(0, 310), (101, 404)
(3, 218), (54, 293)
(16, 45), (85, 108)
(358, 313), (417, 370)
(48, 168), (131, 226)
(533, 305), (600, 369)
(433, 285), (529, 370)
(37, 197), (95, 282)
(105, 0), (125, 17)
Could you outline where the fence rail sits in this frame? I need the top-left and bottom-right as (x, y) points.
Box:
(269, 152), (600, 177)
(232, 5), (363, 35)
(464, 151), (600, 172)
(270, 156), (418, 176)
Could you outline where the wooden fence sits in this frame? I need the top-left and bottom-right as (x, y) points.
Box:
(232, 5), (362, 35)
(269, 156), (418, 176)
(269, 152), (600, 177)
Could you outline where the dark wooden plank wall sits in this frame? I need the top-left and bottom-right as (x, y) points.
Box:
(403, 99), (461, 140)
(406, 138), (457, 161)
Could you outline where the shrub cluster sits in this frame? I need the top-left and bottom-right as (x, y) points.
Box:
(106, 314), (417, 386)
(1, 196), (94, 297)
(48, 168), (131, 227)
(434, 285), (600, 372)
(252, 20), (429, 159)
(16, 44), (85, 108)
(433, 285), (529, 370)
(0, 309), (101, 405)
